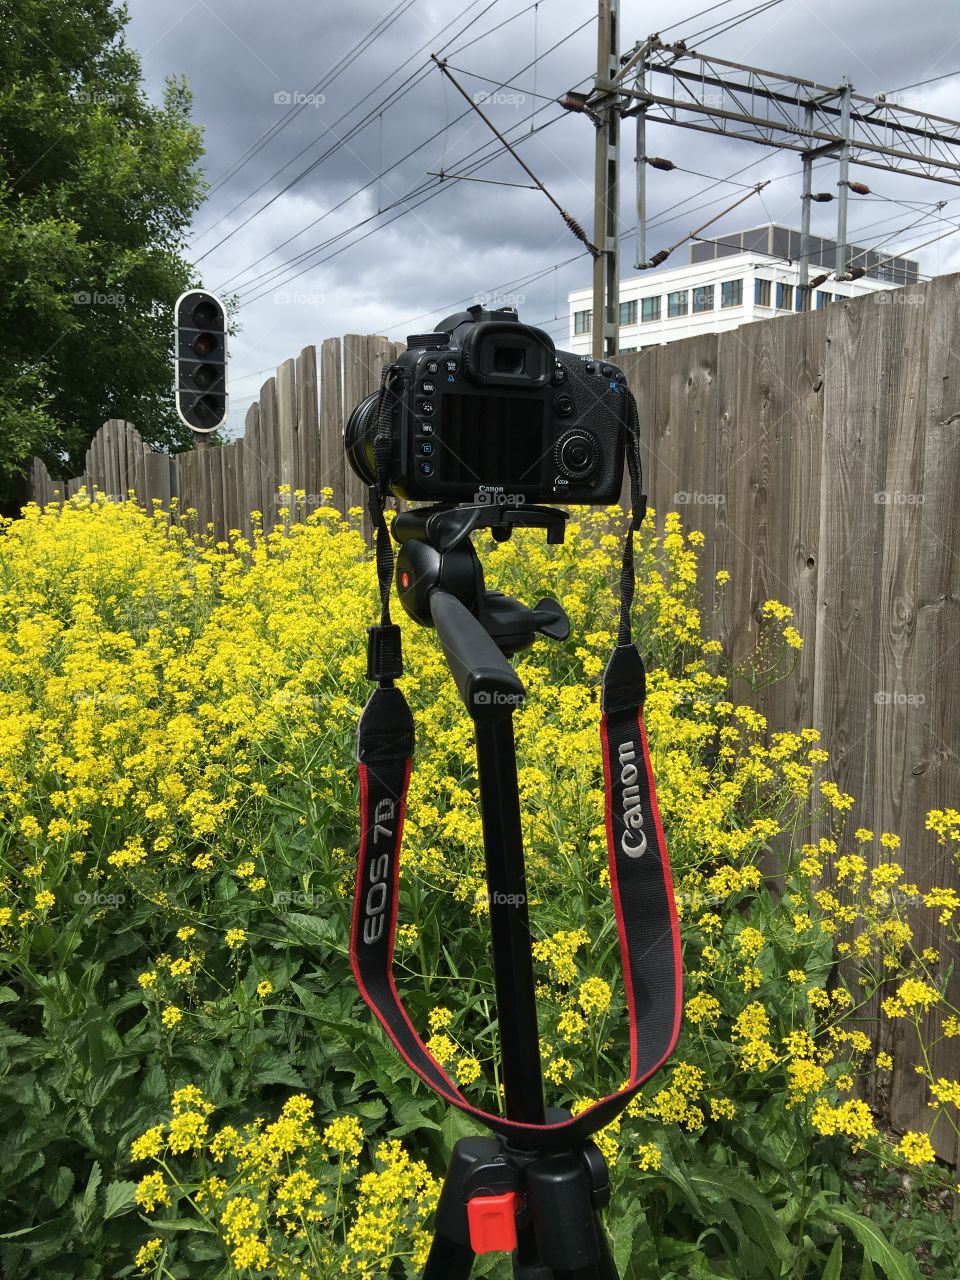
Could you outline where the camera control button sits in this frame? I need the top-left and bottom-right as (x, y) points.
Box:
(425, 360), (440, 375)
(419, 461), (434, 476)
(584, 362), (596, 374)
(421, 381), (435, 394)
(419, 421), (434, 435)
(600, 363), (614, 378)
(419, 441), (434, 455)
(444, 359), (458, 374)
(555, 393), (575, 417)
(419, 401), (435, 416)
(552, 366), (567, 385)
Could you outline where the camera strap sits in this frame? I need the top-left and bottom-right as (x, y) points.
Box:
(350, 370), (682, 1153)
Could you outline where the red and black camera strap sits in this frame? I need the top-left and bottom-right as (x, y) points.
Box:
(349, 370), (683, 1152)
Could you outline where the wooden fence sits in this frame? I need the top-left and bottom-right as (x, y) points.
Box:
(25, 276), (960, 1158)
(26, 333), (405, 538)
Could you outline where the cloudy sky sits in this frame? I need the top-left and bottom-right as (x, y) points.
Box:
(125, 0), (960, 434)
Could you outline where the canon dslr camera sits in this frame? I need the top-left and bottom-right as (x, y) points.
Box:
(345, 304), (629, 504)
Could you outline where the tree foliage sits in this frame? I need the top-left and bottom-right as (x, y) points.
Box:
(0, 0), (206, 502)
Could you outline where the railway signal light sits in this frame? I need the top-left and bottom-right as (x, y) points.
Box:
(175, 290), (228, 434)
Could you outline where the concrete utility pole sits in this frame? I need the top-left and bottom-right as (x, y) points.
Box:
(835, 77), (853, 279)
(591, 0), (620, 359)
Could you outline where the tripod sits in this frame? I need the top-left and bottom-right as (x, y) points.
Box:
(390, 501), (621, 1280)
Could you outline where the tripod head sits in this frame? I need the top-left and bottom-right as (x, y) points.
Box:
(391, 503), (571, 722)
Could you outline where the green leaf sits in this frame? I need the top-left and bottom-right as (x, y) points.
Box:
(48, 1166), (74, 1210)
(103, 1179), (137, 1220)
(832, 1208), (918, 1280)
(822, 1235), (843, 1280)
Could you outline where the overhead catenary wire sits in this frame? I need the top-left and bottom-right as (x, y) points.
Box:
(191, 0), (551, 254)
(215, 22), (595, 295)
(201, 0), (420, 202)
(224, 78), (579, 300)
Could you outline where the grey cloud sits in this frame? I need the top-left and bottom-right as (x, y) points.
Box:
(121, 0), (960, 430)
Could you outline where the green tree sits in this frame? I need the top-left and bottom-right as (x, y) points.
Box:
(0, 0), (207, 505)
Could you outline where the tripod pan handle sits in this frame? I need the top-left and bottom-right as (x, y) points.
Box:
(429, 590), (526, 723)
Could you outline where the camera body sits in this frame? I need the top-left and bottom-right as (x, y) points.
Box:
(346, 305), (629, 504)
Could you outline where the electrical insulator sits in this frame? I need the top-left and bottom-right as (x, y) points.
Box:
(846, 181), (871, 195)
(645, 156), (676, 171)
(560, 92), (590, 114)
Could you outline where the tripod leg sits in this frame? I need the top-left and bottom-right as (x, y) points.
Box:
(422, 1137), (503, 1280)
(523, 1152), (622, 1280)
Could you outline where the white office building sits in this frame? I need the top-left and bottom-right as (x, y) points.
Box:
(567, 224), (920, 354)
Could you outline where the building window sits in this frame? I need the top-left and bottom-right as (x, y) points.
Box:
(754, 278), (772, 307)
(816, 291), (833, 309)
(776, 283), (793, 311)
(721, 279), (743, 308)
(667, 290), (688, 318)
(692, 285), (715, 314)
(574, 309), (592, 335)
(641, 296), (661, 322)
(796, 285), (813, 312)
(619, 299), (638, 326)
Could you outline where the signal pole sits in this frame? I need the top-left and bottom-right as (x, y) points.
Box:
(591, 0), (620, 359)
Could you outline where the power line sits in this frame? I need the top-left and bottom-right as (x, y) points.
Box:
(224, 87), (575, 299)
(201, 0), (419, 202)
(216, 17), (595, 295)
(684, 0), (785, 45)
(237, 109), (572, 307)
(191, 0), (545, 254)
(883, 68), (960, 97)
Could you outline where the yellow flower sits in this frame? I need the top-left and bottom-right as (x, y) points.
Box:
(131, 1126), (165, 1162)
(34, 890), (54, 911)
(577, 977), (612, 1018)
(225, 928), (246, 949)
(456, 1056), (482, 1086)
(256, 979), (273, 998)
(896, 1131), (936, 1165)
(161, 1006), (182, 1028)
(134, 1172), (171, 1213)
(134, 1238), (163, 1269)
(323, 1115), (364, 1162)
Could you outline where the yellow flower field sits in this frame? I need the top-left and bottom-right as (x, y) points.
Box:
(0, 491), (958, 1279)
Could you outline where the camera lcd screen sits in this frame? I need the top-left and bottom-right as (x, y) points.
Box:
(439, 392), (545, 486)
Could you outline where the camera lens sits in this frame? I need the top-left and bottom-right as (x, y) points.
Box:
(344, 391), (381, 485)
(556, 431), (597, 481)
